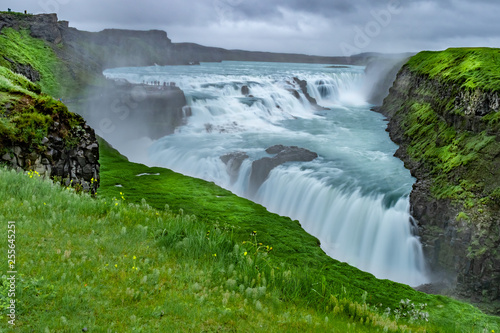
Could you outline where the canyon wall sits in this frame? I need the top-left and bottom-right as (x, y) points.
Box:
(379, 49), (500, 313)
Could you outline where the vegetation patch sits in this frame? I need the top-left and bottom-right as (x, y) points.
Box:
(0, 66), (84, 155)
(401, 102), (498, 202)
(0, 28), (68, 96)
(407, 48), (500, 93)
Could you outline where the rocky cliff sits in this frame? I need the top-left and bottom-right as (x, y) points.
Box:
(0, 12), (380, 82)
(84, 80), (190, 140)
(379, 48), (500, 313)
(0, 67), (99, 194)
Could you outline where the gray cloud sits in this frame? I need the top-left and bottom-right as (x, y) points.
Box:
(10, 0), (500, 56)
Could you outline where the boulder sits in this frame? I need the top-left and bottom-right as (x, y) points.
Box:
(249, 145), (318, 196)
(241, 85), (250, 96)
(220, 151), (249, 183)
(292, 77), (328, 111)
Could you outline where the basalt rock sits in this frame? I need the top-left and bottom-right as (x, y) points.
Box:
(3, 56), (41, 83)
(0, 13), (62, 43)
(289, 77), (328, 111)
(1, 122), (100, 195)
(249, 145), (318, 196)
(85, 79), (190, 140)
(241, 85), (250, 96)
(379, 63), (500, 312)
(220, 151), (249, 184)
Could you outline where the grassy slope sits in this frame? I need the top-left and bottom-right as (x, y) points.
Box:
(0, 28), (68, 97)
(0, 165), (415, 332)
(0, 65), (84, 158)
(0, 143), (498, 332)
(407, 48), (500, 93)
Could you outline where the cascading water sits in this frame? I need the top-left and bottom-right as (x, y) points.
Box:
(104, 61), (428, 286)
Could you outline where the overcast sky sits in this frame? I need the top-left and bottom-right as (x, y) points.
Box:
(11, 0), (500, 56)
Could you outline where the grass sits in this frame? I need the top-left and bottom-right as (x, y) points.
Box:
(94, 139), (500, 332)
(0, 65), (84, 155)
(0, 153), (498, 331)
(0, 28), (70, 97)
(0, 166), (418, 332)
(407, 48), (500, 93)
(0, 11), (33, 17)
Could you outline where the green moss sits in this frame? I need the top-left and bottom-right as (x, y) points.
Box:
(483, 110), (500, 128)
(0, 66), (84, 154)
(0, 28), (74, 97)
(489, 187), (500, 204)
(0, 66), (40, 96)
(407, 48), (500, 93)
(11, 111), (52, 144)
(456, 211), (470, 222)
(403, 102), (496, 188)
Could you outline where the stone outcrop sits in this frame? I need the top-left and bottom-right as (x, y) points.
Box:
(1, 117), (99, 194)
(289, 77), (328, 111)
(249, 145), (318, 196)
(379, 64), (500, 312)
(220, 151), (249, 184)
(0, 13), (62, 43)
(85, 80), (190, 140)
(2, 56), (40, 82)
(241, 85), (250, 96)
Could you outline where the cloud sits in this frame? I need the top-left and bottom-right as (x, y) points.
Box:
(12, 0), (500, 56)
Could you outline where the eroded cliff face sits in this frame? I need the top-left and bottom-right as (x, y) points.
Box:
(83, 80), (190, 141)
(0, 93), (100, 194)
(379, 64), (500, 312)
(0, 13), (62, 43)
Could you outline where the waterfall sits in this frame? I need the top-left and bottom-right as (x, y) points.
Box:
(105, 61), (429, 286)
(256, 166), (427, 286)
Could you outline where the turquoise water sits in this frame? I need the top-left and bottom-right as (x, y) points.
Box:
(104, 61), (428, 286)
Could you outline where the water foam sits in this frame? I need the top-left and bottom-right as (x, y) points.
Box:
(105, 62), (428, 286)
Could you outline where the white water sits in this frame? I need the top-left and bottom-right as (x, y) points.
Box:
(104, 61), (428, 286)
